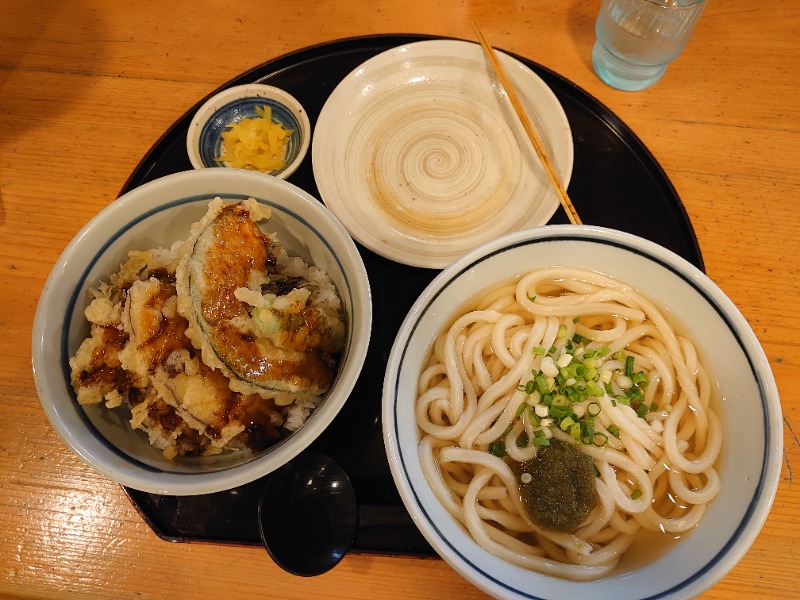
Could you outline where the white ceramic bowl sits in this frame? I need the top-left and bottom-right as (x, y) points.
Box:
(383, 225), (781, 600)
(186, 83), (311, 179)
(32, 169), (371, 495)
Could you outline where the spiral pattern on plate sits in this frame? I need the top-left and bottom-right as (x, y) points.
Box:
(354, 88), (525, 241)
(312, 41), (574, 268)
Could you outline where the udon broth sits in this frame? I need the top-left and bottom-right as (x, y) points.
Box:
(415, 267), (722, 581)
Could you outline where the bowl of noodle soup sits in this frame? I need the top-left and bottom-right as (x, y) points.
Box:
(383, 225), (782, 600)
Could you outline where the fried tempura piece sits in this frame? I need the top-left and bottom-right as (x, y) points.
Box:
(175, 199), (344, 400)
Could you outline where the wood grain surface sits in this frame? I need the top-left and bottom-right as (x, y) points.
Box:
(1, 1), (798, 598)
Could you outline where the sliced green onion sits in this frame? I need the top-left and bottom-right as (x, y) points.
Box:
(488, 440), (506, 457)
(627, 385), (644, 401)
(587, 381), (605, 397)
(625, 355), (635, 377)
(506, 329), (650, 450)
(581, 420), (595, 445)
(565, 387), (584, 404)
(631, 489), (642, 500)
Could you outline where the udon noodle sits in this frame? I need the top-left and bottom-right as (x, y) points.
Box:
(416, 267), (722, 580)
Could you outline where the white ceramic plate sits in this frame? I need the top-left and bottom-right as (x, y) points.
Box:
(312, 40), (574, 269)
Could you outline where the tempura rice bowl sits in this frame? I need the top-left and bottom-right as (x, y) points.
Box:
(33, 169), (371, 495)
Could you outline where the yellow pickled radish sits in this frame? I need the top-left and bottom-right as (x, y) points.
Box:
(218, 105), (293, 172)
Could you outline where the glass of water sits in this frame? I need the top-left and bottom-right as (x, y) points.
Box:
(592, 0), (707, 91)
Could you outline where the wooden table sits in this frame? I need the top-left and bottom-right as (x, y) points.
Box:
(2, 1), (798, 598)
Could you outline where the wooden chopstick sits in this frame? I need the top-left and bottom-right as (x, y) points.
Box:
(472, 21), (582, 225)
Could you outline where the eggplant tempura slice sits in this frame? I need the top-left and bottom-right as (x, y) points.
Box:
(176, 198), (344, 399)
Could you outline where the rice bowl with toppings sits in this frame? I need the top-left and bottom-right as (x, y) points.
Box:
(32, 169), (371, 495)
(69, 198), (347, 460)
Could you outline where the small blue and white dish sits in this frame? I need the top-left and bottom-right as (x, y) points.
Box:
(186, 83), (310, 179)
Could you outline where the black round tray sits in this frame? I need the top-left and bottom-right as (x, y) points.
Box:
(121, 34), (703, 557)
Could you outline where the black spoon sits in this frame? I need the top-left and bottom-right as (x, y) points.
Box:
(258, 452), (416, 576)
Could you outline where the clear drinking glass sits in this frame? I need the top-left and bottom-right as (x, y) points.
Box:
(592, 0), (707, 91)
